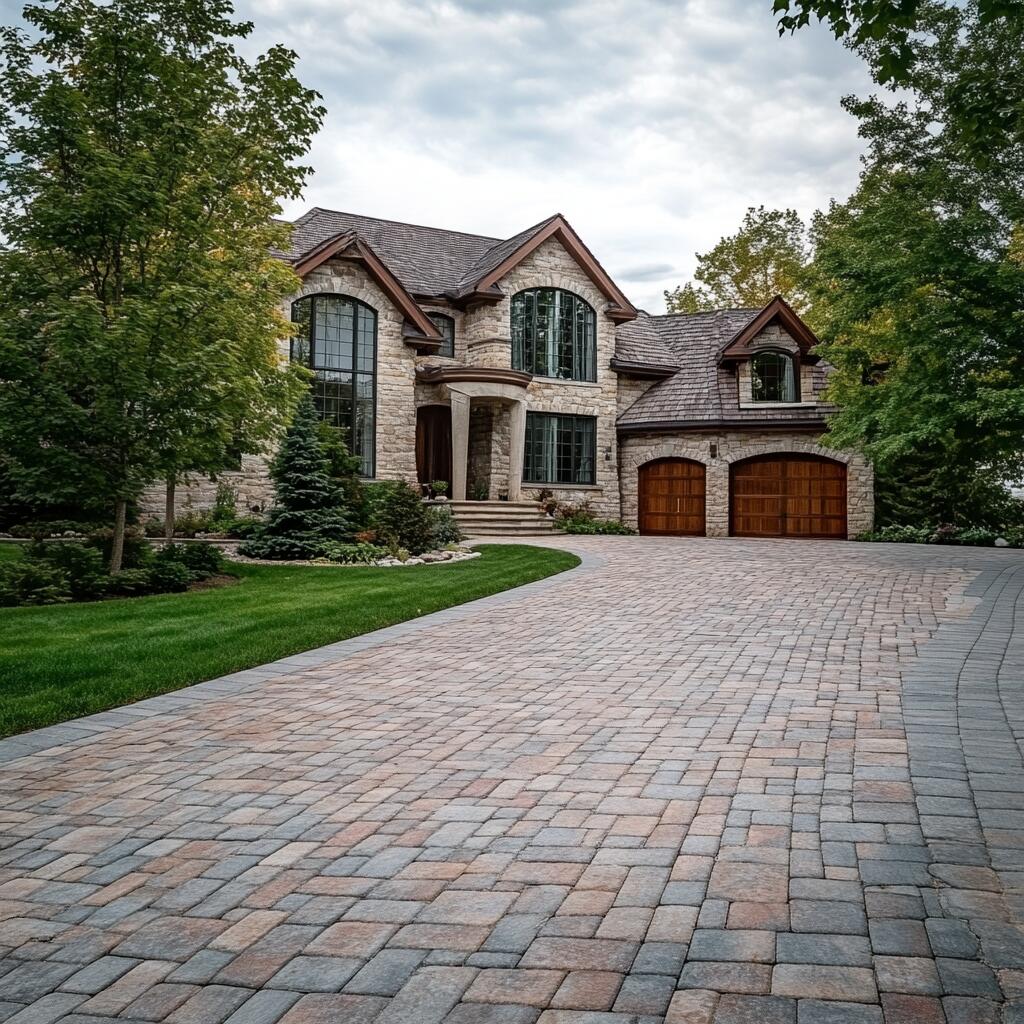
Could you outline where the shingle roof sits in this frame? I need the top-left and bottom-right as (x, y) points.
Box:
(275, 208), (502, 298)
(453, 216), (559, 297)
(612, 313), (680, 370)
(617, 308), (835, 428)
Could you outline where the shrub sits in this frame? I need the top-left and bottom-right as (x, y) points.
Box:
(146, 561), (192, 593)
(173, 508), (214, 537)
(561, 517), (636, 535)
(428, 505), (462, 547)
(211, 484), (238, 525)
(375, 481), (433, 555)
(0, 557), (71, 606)
(25, 542), (109, 600)
(155, 543), (222, 577)
(239, 398), (355, 560)
(355, 529), (380, 545)
(105, 569), (158, 596)
(321, 541), (382, 565)
(87, 525), (150, 569)
(856, 524), (933, 544)
(8, 519), (97, 538)
(221, 516), (263, 539)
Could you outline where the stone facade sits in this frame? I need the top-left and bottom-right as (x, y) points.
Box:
(143, 227), (873, 536)
(619, 430), (874, 538)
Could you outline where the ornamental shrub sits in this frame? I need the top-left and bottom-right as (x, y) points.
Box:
(0, 557), (70, 606)
(561, 517), (636, 535)
(375, 480), (433, 555)
(238, 397), (355, 560)
(105, 569), (158, 596)
(87, 525), (150, 569)
(428, 505), (462, 547)
(155, 543), (222, 577)
(25, 542), (109, 600)
(146, 561), (192, 593)
(321, 541), (382, 564)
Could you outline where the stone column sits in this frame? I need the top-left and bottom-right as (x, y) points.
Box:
(507, 399), (527, 502)
(451, 392), (470, 501)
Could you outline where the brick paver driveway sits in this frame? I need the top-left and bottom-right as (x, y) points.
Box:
(2, 538), (1024, 1024)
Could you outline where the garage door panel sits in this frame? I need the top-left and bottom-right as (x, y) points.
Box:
(730, 455), (847, 539)
(639, 459), (706, 536)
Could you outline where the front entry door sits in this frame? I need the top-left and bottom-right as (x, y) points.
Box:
(416, 405), (452, 490)
(638, 458), (707, 535)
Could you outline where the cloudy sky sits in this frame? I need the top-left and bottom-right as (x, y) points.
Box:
(2, 0), (876, 312)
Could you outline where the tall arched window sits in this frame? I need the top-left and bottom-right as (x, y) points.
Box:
(291, 294), (377, 476)
(751, 351), (799, 403)
(511, 288), (596, 381)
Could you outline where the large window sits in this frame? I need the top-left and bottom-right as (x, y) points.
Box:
(524, 413), (596, 485)
(427, 312), (455, 358)
(751, 351), (799, 403)
(291, 294), (377, 476)
(511, 288), (596, 381)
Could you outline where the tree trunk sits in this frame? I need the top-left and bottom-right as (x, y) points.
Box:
(109, 498), (127, 574)
(165, 477), (176, 542)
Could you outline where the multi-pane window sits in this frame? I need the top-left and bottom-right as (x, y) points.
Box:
(427, 312), (455, 358)
(291, 294), (377, 476)
(751, 351), (799, 403)
(523, 413), (596, 485)
(511, 288), (596, 381)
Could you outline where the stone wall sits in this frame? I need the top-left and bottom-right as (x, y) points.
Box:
(464, 237), (621, 518)
(138, 456), (275, 520)
(619, 430), (874, 538)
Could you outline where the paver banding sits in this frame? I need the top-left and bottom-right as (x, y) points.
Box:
(2, 536), (1024, 1023)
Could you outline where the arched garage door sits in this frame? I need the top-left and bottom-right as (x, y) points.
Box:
(730, 454), (847, 539)
(638, 458), (706, 536)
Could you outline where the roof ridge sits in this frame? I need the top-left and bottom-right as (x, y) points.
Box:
(304, 206), (501, 243)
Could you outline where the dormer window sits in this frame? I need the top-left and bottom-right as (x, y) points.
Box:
(428, 312), (455, 358)
(751, 351), (799, 403)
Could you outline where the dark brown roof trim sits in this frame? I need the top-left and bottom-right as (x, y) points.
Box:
(290, 231), (444, 348)
(609, 358), (679, 380)
(719, 295), (821, 364)
(617, 418), (829, 434)
(472, 215), (638, 323)
(416, 366), (533, 388)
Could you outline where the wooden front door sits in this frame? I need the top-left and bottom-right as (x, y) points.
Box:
(638, 458), (706, 536)
(730, 454), (847, 538)
(416, 405), (452, 489)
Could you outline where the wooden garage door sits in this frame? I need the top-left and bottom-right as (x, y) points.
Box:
(639, 459), (706, 536)
(730, 455), (846, 538)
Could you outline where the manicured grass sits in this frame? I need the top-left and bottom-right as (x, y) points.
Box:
(0, 544), (579, 737)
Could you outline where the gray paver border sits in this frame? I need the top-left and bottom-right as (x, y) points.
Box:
(0, 541), (598, 765)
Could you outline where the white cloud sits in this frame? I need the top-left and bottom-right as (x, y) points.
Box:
(0, 0), (875, 311)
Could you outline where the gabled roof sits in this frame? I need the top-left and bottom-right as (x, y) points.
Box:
(276, 208), (636, 321)
(616, 301), (835, 431)
(290, 230), (444, 348)
(719, 294), (821, 363)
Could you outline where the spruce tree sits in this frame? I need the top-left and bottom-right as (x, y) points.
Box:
(238, 398), (353, 559)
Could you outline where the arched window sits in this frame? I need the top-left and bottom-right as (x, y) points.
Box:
(511, 288), (596, 381)
(751, 351), (799, 403)
(427, 312), (455, 358)
(291, 294), (377, 477)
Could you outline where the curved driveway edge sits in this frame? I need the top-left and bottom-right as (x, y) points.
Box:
(1, 537), (1024, 1024)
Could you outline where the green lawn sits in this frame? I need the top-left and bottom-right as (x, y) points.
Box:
(0, 544), (579, 738)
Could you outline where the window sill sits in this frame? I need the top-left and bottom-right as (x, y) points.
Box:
(528, 376), (602, 388)
(522, 482), (602, 491)
(738, 401), (818, 409)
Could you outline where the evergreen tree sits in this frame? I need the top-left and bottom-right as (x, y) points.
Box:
(238, 399), (354, 559)
(317, 421), (366, 525)
(376, 482), (433, 555)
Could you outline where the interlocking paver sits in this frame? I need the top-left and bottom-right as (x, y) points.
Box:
(3, 538), (1024, 1023)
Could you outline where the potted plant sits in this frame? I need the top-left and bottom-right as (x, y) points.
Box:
(431, 480), (449, 502)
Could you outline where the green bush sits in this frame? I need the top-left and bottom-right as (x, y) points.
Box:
(8, 520), (97, 538)
(561, 517), (636, 535)
(105, 569), (157, 596)
(321, 541), (383, 565)
(87, 526), (150, 569)
(375, 480), (433, 555)
(856, 524), (933, 544)
(155, 543), (222, 577)
(428, 506), (462, 547)
(25, 542), (109, 600)
(221, 516), (263, 539)
(0, 557), (71, 606)
(146, 561), (192, 593)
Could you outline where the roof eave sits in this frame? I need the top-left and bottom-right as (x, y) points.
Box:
(609, 358), (679, 380)
(617, 417), (830, 433)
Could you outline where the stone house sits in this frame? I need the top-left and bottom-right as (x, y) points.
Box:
(156, 208), (873, 539)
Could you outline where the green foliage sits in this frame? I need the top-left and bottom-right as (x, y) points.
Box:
(430, 480), (449, 497)
(321, 542), (384, 565)
(375, 481), (434, 556)
(0, 0), (321, 566)
(856, 524), (934, 545)
(25, 543), (109, 601)
(470, 481), (489, 501)
(87, 527), (150, 570)
(155, 543), (223, 577)
(238, 399), (354, 559)
(317, 420), (366, 524)
(561, 517), (637, 535)
(857, 523), (1023, 546)
(104, 570), (159, 597)
(428, 506), (463, 548)
(0, 557), (70, 606)
(211, 486), (238, 527)
(146, 561), (193, 593)
(8, 520), (98, 539)
(665, 207), (809, 313)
